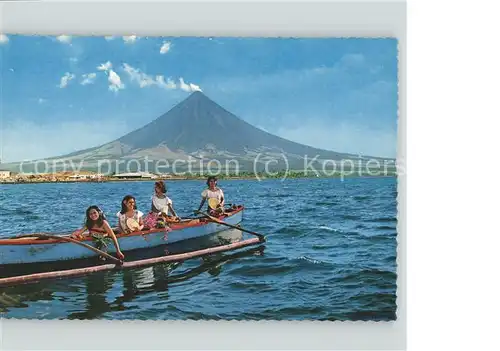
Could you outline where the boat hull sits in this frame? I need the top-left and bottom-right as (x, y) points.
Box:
(0, 208), (243, 266)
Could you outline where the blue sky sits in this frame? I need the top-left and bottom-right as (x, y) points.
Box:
(0, 34), (398, 162)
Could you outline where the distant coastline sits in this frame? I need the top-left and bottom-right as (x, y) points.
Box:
(0, 170), (397, 185)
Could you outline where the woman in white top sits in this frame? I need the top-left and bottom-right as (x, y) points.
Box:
(151, 181), (179, 220)
(117, 195), (144, 233)
(197, 176), (225, 215)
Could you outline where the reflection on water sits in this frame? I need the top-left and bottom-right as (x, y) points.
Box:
(67, 271), (115, 319)
(1, 229), (265, 318)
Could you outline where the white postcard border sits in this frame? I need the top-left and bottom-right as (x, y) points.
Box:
(0, 1), (406, 350)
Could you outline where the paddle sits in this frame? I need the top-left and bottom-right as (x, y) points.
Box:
(15, 233), (123, 265)
(194, 210), (266, 242)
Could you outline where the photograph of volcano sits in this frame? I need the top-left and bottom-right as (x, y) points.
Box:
(0, 35), (399, 322)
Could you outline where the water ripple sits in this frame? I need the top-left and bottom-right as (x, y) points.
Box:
(0, 177), (398, 321)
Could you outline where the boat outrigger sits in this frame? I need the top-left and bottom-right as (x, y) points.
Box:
(0, 205), (266, 287)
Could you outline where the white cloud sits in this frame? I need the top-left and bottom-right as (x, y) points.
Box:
(81, 73), (97, 85)
(69, 57), (78, 63)
(104, 36), (116, 41)
(58, 72), (75, 88)
(179, 78), (203, 92)
(160, 41), (172, 54)
(123, 35), (138, 44)
(1, 120), (131, 163)
(97, 61), (112, 71)
(9, 68), (15, 72)
(179, 78), (190, 91)
(122, 63), (155, 88)
(121, 63), (201, 92)
(108, 69), (125, 92)
(38, 98), (47, 104)
(189, 83), (202, 92)
(156, 75), (176, 89)
(56, 35), (72, 44)
(96, 61), (123, 91)
(0, 34), (9, 44)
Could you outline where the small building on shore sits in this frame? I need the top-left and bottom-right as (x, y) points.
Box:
(66, 172), (103, 181)
(68, 174), (87, 180)
(0, 170), (12, 179)
(113, 172), (156, 179)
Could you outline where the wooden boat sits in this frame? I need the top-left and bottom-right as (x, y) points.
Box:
(0, 205), (245, 266)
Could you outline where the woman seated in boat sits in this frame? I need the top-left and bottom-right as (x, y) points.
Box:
(152, 180), (180, 220)
(117, 195), (145, 234)
(70, 205), (125, 260)
(143, 181), (180, 228)
(196, 176), (225, 216)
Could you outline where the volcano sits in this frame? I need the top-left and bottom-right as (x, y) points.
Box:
(16, 92), (391, 173)
(117, 91), (348, 157)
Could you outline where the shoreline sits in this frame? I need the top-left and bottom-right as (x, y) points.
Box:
(0, 173), (397, 185)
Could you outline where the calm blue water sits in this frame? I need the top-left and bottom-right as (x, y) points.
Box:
(0, 177), (398, 321)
